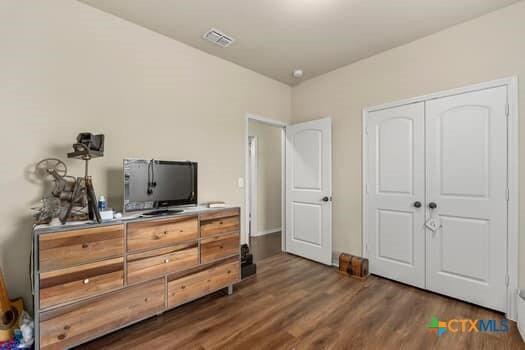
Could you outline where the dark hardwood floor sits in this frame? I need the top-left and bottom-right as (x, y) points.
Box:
(249, 231), (282, 262)
(78, 253), (524, 350)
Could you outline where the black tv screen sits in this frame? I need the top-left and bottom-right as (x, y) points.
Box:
(124, 159), (197, 212)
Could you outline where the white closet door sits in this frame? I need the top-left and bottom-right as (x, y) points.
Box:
(367, 103), (425, 288)
(426, 86), (508, 311)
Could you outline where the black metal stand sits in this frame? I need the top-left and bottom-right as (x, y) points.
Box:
(85, 177), (102, 223)
(67, 144), (103, 224)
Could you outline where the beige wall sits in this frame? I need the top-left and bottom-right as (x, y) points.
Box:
(292, 1), (525, 284)
(248, 120), (282, 234)
(0, 0), (291, 310)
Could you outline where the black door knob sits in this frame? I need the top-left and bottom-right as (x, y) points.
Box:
(322, 196), (329, 202)
(429, 202), (437, 209)
(413, 201), (422, 208)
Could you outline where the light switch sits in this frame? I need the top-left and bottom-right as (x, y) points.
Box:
(238, 177), (244, 188)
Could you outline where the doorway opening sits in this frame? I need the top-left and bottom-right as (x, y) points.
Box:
(244, 114), (333, 266)
(246, 116), (285, 262)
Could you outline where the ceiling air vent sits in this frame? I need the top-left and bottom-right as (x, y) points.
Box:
(203, 28), (235, 48)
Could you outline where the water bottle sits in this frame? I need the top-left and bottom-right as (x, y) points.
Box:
(98, 195), (107, 211)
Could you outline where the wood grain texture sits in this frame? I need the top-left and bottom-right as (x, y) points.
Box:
(127, 243), (198, 284)
(127, 217), (198, 252)
(40, 258), (124, 310)
(34, 208), (243, 349)
(40, 278), (164, 350)
(200, 216), (240, 237)
(167, 260), (239, 308)
(199, 208), (240, 221)
(39, 225), (124, 271)
(167, 256), (240, 282)
(0, 269), (10, 316)
(78, 253), (525, 350)
(200, 232), (239, 263)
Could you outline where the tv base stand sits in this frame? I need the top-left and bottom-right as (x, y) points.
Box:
(142, 209), (184, 216)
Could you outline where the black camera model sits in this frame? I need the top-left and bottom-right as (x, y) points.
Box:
(73, 133), (105, 154)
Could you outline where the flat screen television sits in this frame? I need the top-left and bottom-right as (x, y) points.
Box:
(123, 159), (197, 214)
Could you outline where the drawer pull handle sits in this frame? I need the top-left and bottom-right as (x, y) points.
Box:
(164, 259), (170, 264)
(144, 297), (149, 302)
(57, 334), (66, 340)
(181, 285), (186, 289)
(64, 325), (70, 331)
(83, 278), (89, 285)
(82, 243), (89, 249)
(220, 245), (224, 249)
(164, 231), (168, 235)
(227, 270), (231, 274)
(220, 221), (224, 225)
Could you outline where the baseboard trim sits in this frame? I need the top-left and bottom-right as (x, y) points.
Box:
(251, 228), (281, 237)
(518, 323), (525, 342)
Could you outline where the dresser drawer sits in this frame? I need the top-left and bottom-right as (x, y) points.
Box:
(127, 216), (198, 252)
(199, 208), (240, 221)
(200, 215), (240, 237)
(127, 242), (199, 284)
(201, 232), (239, 263)
(39, 225), (124, 271)
(40, 258), (124, 310)
(167, 258), (239, 308)
(40, 278), (164, 350)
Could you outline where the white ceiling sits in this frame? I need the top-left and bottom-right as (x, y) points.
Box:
(79, 0), (519, 85)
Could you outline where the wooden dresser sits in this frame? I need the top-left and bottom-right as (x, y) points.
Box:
(32, 207), (241, 350)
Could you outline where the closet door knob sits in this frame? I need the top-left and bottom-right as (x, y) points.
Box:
(413, 201), (422, 208)
(429, 202), (437, 209)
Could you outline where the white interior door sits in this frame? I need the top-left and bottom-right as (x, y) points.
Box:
(366, 103), (426, 288)
(286, 117), (332, 265)
(426, 86), (508, 311)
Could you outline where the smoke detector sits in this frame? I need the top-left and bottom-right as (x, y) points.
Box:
(292, 69), (304, 79)
(203, 28), (235, 48)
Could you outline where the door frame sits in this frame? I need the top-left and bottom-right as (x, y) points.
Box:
(248, 136), (258, 238)
(244, 113), (287, 252)
(361, 76), (519, 320)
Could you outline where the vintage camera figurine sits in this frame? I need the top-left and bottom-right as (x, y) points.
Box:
(72, 133), (104, 154)
(34, 132), (105, 225)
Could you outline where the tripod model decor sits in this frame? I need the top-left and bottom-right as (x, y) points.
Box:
(66, 133), (105, 224)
